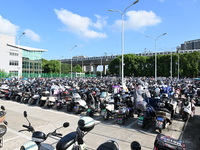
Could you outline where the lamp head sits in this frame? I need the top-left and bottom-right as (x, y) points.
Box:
(163, 33), (167, 35)
(133, 0), (140, 4)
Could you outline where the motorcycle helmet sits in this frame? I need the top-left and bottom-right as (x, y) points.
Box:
(97, 140), (119, 150)
(131, 141), (141, 150)
(78, 116), (95, 132)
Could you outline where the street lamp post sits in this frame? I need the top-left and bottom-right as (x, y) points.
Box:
(178, 49), (180, 80)
(60, 56), (64, 77)
(109, 0), (139, 89)
(70, 45), (77, 79)
(170, 47), (176, 80)
(146, 33), (167, 82)
(101, 55), (104, 78)
(17, 32), (25, 79)
(170, 49), (172, 79)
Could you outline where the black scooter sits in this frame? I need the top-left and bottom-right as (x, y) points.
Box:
(56, 116), (95, 150)
(0, 106), (8, 148)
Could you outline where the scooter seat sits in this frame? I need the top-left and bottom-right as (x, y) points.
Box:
(156, 108), (171, 114)
(56, 132), (76, 150)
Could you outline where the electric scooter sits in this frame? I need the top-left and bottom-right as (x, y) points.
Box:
(56, 116), (95, 150)
(19, 111), (69, 150)
(0, 106), (7, 148)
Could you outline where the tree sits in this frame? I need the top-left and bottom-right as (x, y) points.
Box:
(61, 63), (71, 74)
(73, 64), (82, 73)
(108, 56), (121, 76)
(108, 51), (200, 77)
(42, 59), (60, 73)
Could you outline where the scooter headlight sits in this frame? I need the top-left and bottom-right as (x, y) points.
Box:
(0, 124), (7, 136)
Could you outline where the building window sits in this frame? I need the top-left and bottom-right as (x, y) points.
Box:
(9, 71), (18, 76)
(9, 60), (19, 66)
(9, 52), (19, 56)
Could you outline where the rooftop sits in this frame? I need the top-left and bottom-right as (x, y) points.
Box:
(7, 44), (47, 52)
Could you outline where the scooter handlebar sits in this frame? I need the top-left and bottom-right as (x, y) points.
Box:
(47, 132), (63, 138)
(22, 125), (29, 128)
(22, 125), (34, 132)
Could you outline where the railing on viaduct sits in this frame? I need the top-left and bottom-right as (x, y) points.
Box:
(61, 55), (119, 74)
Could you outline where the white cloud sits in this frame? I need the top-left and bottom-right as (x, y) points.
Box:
(24, 29), (41, 42)
(54, 9), (107, 39)
(93, 15), (107, 30)
(0, 15), (19, 36)
(113, 10), (162, 32)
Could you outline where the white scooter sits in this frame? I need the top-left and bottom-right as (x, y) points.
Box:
(19, 111), (69, 150)
(66, 93), (88, 114)
(101, 97), (117, 120)
(181, 97), (195, 122)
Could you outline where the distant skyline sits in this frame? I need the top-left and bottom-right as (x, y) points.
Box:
(0, 0), (200, 60)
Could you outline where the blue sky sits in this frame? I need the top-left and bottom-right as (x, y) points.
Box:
(0, 0), (200, 60)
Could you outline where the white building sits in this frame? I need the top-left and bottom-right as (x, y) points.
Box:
(0, 34), (47, 78)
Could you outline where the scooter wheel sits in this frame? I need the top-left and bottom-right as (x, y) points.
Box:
(39, 101), (46, 107)
(141, 120), (146, 128)
(103, 111), (109, 120)
(66, 105), (73, 112)
(182, 114), (189, 122)
(86, 110), (94, 117)
(159, 129), (162, 133)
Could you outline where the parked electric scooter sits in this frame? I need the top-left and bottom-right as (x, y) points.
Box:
(101, 97), (117, 120)
(154, 133), (186, 150)
(46, 96), (57, 108)
(19, 111), (69, 150)
(0, 106), (7, 148)
(180, 96), (195, 122)
(137, 100), (156, 128)
(155, 100), (172, 133)
(56, 116), (95, 150)
(38, 90), (50, 107)
(116, 98), (134, 125)
(66, 93), (88, 114)
(21, 92), (32, 104)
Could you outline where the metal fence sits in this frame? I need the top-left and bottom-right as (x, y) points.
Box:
(0, 72), (96, 78)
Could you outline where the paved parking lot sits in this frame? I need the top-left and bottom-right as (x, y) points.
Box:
(0, 99), (198, 150)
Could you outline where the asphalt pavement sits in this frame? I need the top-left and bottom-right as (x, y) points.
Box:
(0, 99), (199, 150)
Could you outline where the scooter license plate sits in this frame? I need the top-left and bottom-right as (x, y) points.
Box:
(156, 121), (163, 128)
(117, 115), (122, 118)
(138, 117), (144, 120)
(157, 117), (164, 122)
(101, 109), (106, 116)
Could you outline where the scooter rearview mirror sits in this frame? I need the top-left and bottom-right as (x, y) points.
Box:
(24, 111), (27, 118)
(1, 106), (5, 110)
(63, 122), (70, 128)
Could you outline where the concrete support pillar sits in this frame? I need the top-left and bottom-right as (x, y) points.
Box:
(86, 65), (91, 72)
(93, 65), (98, 74)
(103, 65), (106, 75)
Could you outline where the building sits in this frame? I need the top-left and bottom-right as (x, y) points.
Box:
(179, 39), (200, 50)
(0, 34), (47, 77)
